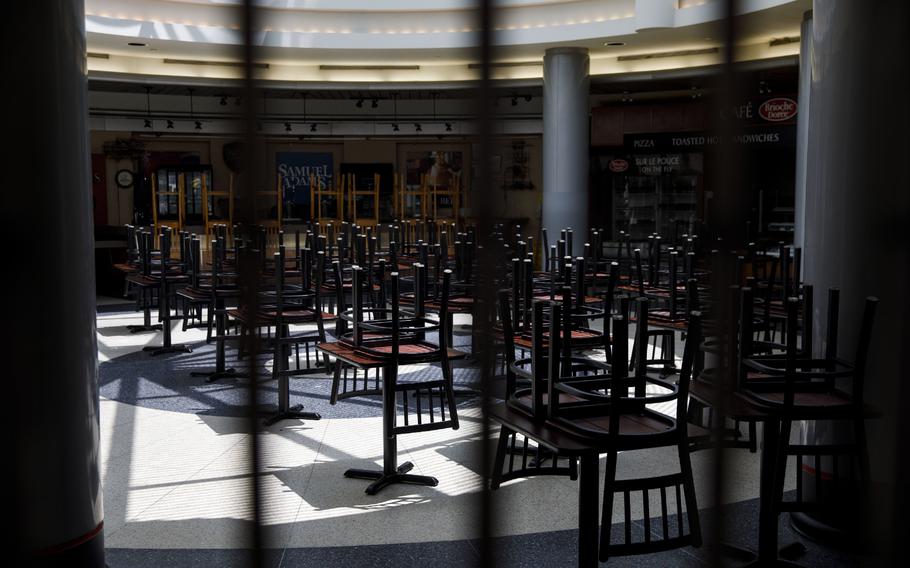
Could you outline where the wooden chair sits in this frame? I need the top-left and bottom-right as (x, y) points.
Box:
(741, 293), (880, 541)
(547, 299), (703, 560)
(261, 246), (335, 425)
(490, 298), (594, 488)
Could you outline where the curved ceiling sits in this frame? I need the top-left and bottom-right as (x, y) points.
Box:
(85, 0), (810, 84)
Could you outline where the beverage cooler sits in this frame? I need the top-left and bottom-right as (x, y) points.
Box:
(600, 152), (703, 241)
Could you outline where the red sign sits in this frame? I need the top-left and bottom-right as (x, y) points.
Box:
(759, 97), (798, 122)
(608, 158), (629, 172)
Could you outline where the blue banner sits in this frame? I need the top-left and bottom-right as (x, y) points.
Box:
(276, 152), (333, 205)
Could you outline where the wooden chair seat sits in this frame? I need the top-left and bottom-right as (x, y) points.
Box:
(514, 328), (602, 350)
(570, 411), (676, 437)
(176, 287), (211, 301)
(228, 307), (335, 325)
(688, 381), (768, 420)
(746, 389), (856, 410)
(317, 341), (385, 369)
(533, 293), (601, 305)
(126, 274), (159, 287)
(370, 341), (437, 355)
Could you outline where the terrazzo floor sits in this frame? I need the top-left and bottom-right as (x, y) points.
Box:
(95, 297), (864, 566)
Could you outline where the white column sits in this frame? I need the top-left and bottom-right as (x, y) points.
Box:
(793, 10), (812, 256)
(8, 1), (104, 565)
(542, 47), (590, 255)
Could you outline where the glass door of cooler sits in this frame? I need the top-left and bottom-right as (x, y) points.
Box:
(658, 174), (699, 240)
(613, 175), (658, 240)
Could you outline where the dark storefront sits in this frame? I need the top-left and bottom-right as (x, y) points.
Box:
(591, 93), (798, 242)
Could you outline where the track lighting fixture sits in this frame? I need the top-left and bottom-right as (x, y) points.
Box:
(414, 123), (422, 132)
(758, 80), (770, 95)
(195, 121), (202, 130)
(310, 123), (317, 132)
(371, 98), (379, 108)
(284, 122), (292, 132)
(524, 94), (532, 102)
(445, 122), (452, 132)
(511, 96), (518, 106)
(166, 120), (174, 129)
(356, 98), (364, 108)
(219, 95), (228, 106)
(391, 93), (401, 133)
(144, 87), (153, 129)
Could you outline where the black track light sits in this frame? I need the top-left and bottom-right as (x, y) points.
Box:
(371, 98), (379, 108)
(355, 98), (364, 108)
(414, 123), (422, 132)
(195, 121), (202, 130)
(392, 123), (400, 132)
(284, 122), (292, 132)
(445, 122), (452, 132)
(166, 120), (174, 129)
(524, 94), (532, 102)
(144, 87), (153, 129)
(219, 95), (228, 106)
(511, 96), (518, 106)
(310, 123), (317, 132)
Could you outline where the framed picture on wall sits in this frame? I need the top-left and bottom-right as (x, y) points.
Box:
(404, 150), (464, 191)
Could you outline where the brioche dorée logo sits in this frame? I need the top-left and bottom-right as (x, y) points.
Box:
(608, 158), (629, 172)
(758, 98), (798, 122)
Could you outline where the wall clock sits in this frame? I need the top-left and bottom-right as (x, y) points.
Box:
(115, 169), (135, 189)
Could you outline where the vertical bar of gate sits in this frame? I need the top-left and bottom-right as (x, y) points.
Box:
(474, 0), (496, 566)
(706, 1), (748, 566)
(239, 1), (265, 567)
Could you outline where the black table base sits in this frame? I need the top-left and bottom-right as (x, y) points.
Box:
(344, 461), (438, 496)
(127, 323), (162, 333)
(262, 403), (321, 427)
(190, 367), (249, 383)
(143, 344), (192, 356)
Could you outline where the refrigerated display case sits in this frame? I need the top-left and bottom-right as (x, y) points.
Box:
(610, 153), (702, 240)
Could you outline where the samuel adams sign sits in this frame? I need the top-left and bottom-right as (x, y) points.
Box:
(276, 152), (334, 207)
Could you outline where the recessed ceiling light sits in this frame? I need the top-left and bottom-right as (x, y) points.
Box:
(128, 42), (147, 47)
(604, 41), (625, 47)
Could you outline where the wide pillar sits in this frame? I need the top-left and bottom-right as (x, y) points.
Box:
(800, 0), (910, 558)
(542, 47), (590, 255)
(7, 2), (104, 565)
(792, 10), (812, 254)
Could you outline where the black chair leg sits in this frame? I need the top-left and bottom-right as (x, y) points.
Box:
(490, 425), (511, 490)
(598, 450), (619, 561)
(678, 441), (702, 547)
